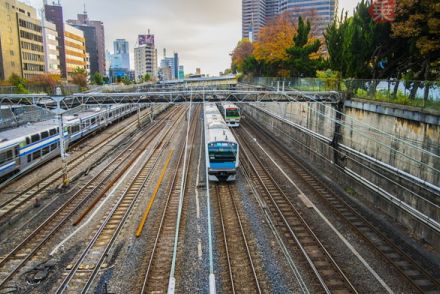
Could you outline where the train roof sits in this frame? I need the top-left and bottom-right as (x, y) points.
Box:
(0, 105), (120, 145)
(206, 128), (237, 145)
(0, 119), (59, 146)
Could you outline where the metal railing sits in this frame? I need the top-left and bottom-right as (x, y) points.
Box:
(0, 84), (81, 95)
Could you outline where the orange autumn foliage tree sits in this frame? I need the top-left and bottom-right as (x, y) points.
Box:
(231, 38), (254, 72)
(253, 12), (297, 64)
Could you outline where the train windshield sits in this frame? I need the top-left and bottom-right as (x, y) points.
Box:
(208, 142), (237, 162)
(226, 108), (240, 118)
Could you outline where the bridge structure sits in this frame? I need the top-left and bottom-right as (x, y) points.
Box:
(0, 87), (341, 109)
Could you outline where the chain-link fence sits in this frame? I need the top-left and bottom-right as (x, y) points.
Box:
(249, 77), (440, 111)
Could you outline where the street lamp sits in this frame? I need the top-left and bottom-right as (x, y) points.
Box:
(51, 87), (69, 186)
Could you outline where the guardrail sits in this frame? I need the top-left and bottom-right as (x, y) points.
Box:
(0, 84), (81, 95)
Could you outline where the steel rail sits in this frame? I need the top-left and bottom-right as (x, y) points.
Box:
(54, 119), (180, 293)
(244, 118), (440, 293)
(0, 107), (181, 289)
(236, 130), (357, 294)
(0, 107), (158, 225)
(215, 183), (261, 294)
(140, 106), (199, 294)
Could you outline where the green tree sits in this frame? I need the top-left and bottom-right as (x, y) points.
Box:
(392, 0), (440, 81)
(286, 16), (323, 77)
(91, 72), (104, 85)
(8, 73), (28, 93)
(71, 67), (88, 88)
(143, 73), (151, 82)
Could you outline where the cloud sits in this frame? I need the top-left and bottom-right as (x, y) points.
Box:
(30, 0), (241, 75)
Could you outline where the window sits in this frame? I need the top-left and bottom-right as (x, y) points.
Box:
(32, 150), (41, 160)
(91, 118), (96, 125)
(31, 134), (40, 143)
(28, 154), (32, 162)
(0, 150), (13, 165)
(42, 146), (50, 156)
(26, 137), (30, 145)
(50, 143), (57, 151)
(41, 131), (49, 139)
(49, 129), (57, 136)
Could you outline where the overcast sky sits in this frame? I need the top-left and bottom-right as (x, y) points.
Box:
(27, 0), (361, 75)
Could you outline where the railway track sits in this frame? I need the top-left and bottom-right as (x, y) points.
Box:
(235, 128), (358, 294)
(54, 114), (179, 293)
(140, 106), (199, 294)
(242, 118), (440, 294)
(0, 107), (159, 225)
(0, 107), (183, 290)
(214, 183), (261, 293)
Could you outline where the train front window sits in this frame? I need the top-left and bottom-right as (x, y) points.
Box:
(208, 143), (237, 162)
(226, 109), (239, 117)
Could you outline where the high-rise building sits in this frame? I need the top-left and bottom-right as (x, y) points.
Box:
(67, 11), (105, 75)
(173, 52), (179, 80)
(42, 20), (60, 74)
(242, 0), (266, 41)
(45, 2), (67, 77)
(113, 39), (129, 69)
(0, 0), (45, 80)
(64, 23), (87, 78)
(242, 0), (336, 39)
(134, 33), (156, 81)
(282, 0), (336, 35)
(178, 65), (184, 80)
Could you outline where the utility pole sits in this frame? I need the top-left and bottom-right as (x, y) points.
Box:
(52, 87), (69, 186)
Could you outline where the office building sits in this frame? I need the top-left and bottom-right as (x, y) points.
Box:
(113, 39), (129, 69)
(134, 40), (156, 81)
(67, 11), (105, 75)
(0, 0), (45, 80)
(64, 23), (87, 78)
(242, 0), (336, 39)
(242, 0), (266, 41)
(42, 20), (60, 74)
(282, 0), (336, 34)
(173, 52), (179, 80)
(178, 65), (184, 80)
(44, 2), (68, 77)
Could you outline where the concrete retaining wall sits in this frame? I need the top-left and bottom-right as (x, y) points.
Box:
(242, 101), (440, 250)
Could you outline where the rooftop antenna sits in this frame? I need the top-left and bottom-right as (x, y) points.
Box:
(83, 2), (87, 14)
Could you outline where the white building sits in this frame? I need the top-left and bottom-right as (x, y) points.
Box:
(41, 20), (60, 74)
(134, 44), (156, 81)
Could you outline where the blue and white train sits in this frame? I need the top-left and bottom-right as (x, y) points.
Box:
(204, 103), (239, 182)
(0, 104), (138, 181)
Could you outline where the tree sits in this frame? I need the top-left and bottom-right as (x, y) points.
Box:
(71, 67), (88, 88)
(286, 16), (324, 77)
(392, 0), (440, 81)
(231, 38), (254, 73)
(143, 73), (151, 82)
(8, 73), (28, 93)
(253, 12), (297, 66)
(28, 73), (61, 94)
(90, 72), (104, 85)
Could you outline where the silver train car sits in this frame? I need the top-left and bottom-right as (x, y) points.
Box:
(204, 103), (239, 182)
(0, 104), (137, 181)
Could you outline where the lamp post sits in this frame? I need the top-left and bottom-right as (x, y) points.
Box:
(52, 87), (69, 186)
